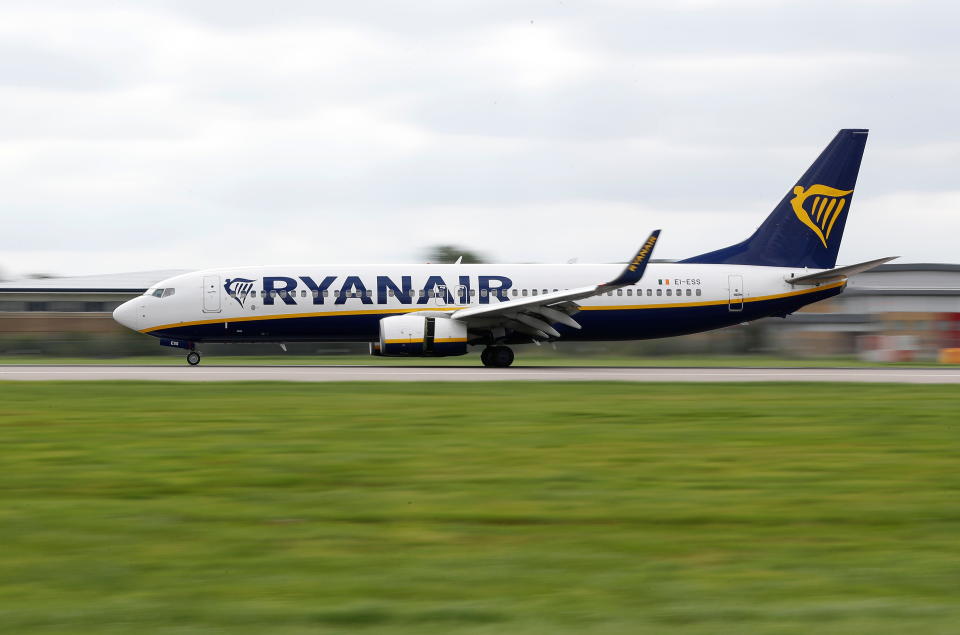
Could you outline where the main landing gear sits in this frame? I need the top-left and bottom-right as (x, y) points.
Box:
(186, 351), (201, 366)
(481, 345), (514, 368)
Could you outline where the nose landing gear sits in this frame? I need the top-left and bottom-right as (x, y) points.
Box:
(481, 345), (514, 368)
(186, 351), (201, 366)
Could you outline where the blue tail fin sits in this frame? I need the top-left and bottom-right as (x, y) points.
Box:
(682, 129), (868, 269)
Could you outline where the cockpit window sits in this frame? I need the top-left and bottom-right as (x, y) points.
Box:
(150, 288), (164, 297)
(162, 288), (176, 298)
(145, 287), (173, 298)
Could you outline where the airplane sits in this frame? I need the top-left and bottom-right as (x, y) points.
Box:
(113, 128), (894, 367)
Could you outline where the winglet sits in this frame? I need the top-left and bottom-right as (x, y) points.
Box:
(604, 230), (661, 287)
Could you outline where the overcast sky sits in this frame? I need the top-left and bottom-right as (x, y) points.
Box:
(1, 0), (958, 277)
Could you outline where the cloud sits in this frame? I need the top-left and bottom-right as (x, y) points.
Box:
(0, 1), (959, 276)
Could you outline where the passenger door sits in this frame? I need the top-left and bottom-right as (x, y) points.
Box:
(728, 274), (744, 312)
(202, 275), (222, 313)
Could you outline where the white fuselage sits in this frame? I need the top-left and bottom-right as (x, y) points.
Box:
(114, 262), (843, 343)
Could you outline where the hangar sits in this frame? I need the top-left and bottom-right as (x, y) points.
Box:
(0, 270), (186, 355)
(777, 263), (960, 358)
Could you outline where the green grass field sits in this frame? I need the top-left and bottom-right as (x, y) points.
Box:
(2, 382), (959, 634)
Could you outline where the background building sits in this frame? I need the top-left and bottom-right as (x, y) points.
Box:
(0, 271), (185, 356)
(775, 264), (960, 359)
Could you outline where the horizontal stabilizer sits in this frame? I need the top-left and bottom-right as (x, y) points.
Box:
(785, 256), (898, 285)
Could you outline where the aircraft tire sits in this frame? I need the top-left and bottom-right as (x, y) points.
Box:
(481, 347), (494, 367)
(186, 351), (201, 366)
(486, 345), (514, 368)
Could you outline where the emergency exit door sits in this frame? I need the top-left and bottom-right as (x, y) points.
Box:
(202, 275), (222, 313)
(728, 275), (744, 312)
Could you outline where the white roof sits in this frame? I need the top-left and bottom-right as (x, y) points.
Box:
(0, 270), (189, 292)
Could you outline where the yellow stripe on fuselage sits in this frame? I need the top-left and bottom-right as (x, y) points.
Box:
(140, 280), (845, 334)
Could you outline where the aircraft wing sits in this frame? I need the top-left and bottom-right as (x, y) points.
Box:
(451, 230), (660, 339)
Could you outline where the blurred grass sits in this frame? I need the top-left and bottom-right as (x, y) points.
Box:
(1, 381), (959, 634)
(0, 353), (954, 367)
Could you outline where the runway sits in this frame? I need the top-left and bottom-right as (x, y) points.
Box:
(2, 365), (960, 383)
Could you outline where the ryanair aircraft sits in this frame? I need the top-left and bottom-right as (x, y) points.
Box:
(113, 129), (893, 367)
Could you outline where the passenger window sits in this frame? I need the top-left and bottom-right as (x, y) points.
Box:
(686, 289), (692, 296)
(322, 290), (328, 297)
(616, 289), (623, 296)
(334, 290), (340, 298)
(366, 290), (372, 298)
(646, 289), (652, 296)
(470, 289), (476, 297)
(667, 289), (673, 296)
(409, 290), (416, 298)
(696, 289), (702, 296)
(656, 289), (662, 296)
(481, 289), (488, 297)
(522, 289), (528, 297)
(312, 290), (319, 298)
(511, 289), (518, 296)
(532, 289), (538, 296)
(542, 289), (547, 295)
(250, 290), (257, 298)
(388, 289), (395, 297)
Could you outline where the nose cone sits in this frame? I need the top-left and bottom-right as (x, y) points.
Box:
(113, 299), (140, 331)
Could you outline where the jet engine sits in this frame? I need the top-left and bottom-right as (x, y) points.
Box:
(371, 314), (468, 357)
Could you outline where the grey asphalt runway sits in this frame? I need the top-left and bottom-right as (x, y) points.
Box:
(2, 365), (960, 383)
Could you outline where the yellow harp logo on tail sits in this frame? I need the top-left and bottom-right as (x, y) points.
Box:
(790, 184), (853, 248)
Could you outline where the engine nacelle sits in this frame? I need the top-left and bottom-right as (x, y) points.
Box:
(377, 314), (468, 357)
